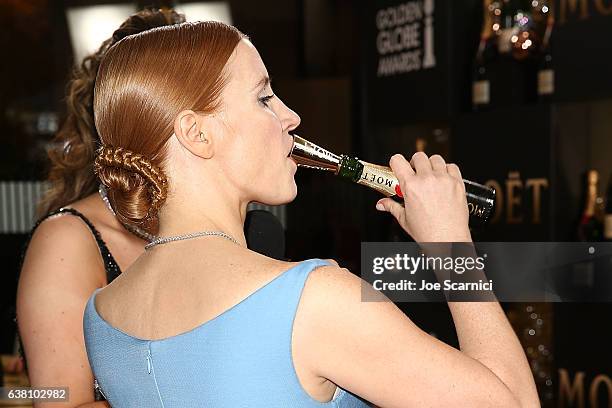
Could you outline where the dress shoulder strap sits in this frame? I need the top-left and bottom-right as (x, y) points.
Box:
(27, 207), (122, 282)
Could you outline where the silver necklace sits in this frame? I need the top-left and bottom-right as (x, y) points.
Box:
(98, 184), (156, 243)
(144, 230), (239, 250)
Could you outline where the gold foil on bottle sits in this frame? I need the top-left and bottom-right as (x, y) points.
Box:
(290, 135), (341, 173)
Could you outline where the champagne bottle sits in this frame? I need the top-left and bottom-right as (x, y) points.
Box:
(577, 170), (604, 242)
(472, 0), (500, 111)
(536, 1), (555, 99)
(472, 58), (490, 111)
(290, 135), (496, 227)
(604, 173), (612, 241)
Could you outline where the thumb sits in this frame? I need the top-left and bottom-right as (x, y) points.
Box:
(376, 198), (404, 220)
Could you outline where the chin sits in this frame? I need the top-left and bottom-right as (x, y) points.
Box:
(257, 184), (297, 206)
(284, 188), (298, 204)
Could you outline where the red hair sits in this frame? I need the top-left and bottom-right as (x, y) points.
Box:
(38, 8), (185, 216)
(93, 21), (245, 226)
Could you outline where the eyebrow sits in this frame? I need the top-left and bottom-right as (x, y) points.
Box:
(252, 76), (271, 91)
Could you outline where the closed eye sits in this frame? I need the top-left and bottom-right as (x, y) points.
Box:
(259, 94), (275, 107)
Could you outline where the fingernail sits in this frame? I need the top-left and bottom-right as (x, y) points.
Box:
(376, 201), (385, 211)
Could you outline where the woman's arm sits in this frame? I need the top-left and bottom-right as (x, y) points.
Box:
(295, 153), (539, 407)
(17, 215), (109, 408)
(299, 267), (538, 408)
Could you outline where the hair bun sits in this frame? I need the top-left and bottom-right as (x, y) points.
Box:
(94, 145), (168, 225)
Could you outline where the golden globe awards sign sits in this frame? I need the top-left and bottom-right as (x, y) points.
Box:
(375, 0), (437, 77)
(363, 0), (454, 125)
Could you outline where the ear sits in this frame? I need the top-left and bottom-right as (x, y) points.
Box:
(173, 110), (214, 159)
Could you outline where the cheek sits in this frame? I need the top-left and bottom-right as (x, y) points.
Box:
(238, 105), (282, 136)
(262, 108), (283, 133)
(225, 107), (285, 172)
(251, 110), (284, 154)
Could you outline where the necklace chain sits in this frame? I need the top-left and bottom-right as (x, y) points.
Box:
(144, 230), (239, 250)
(99, 184), (239, 250)
(98, 184), (156, 243)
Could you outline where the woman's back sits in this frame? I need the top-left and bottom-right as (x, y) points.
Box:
(84, 246), (370, 407)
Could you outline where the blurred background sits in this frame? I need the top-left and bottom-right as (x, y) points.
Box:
(1, 0), (611, 406)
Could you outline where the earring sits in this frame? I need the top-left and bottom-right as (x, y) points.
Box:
(199, 131), (209, 143)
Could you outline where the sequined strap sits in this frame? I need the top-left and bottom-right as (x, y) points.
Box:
(43, 207), (122, 282)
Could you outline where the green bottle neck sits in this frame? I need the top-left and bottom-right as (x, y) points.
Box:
(338, 155), (364, 182)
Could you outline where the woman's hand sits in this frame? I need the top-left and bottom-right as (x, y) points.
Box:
(375, 152), (472, 242)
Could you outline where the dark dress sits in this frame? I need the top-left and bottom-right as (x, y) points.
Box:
(17, 207), (122, 401)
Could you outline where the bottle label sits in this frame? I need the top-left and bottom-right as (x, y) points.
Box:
(538, 69), (555, 95)
(358, 161), (493, 221)
(473, 80), (490, 105)
(358, 161), (400, 197)
(605, 215), (612, 239)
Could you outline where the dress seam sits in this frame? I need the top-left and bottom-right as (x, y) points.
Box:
(148, 343), (166, 408)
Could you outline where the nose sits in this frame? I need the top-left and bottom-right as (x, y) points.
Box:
(278, 98), (301, 133)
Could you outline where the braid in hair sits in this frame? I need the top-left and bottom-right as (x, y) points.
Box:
(94, 145), (168, 226)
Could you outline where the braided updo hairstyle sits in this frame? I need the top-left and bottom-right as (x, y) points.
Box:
(38, 8), (186, 217)
(94, 146), (168, 225)
(93, 21), (245, 226)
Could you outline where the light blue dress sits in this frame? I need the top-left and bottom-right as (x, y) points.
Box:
(83, 258), (371, 407)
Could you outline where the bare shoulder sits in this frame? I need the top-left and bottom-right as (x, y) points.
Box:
(297, 262), (395, 341)
(303, 261), (386, 306)
(21, 211), (105, 287)
(27, 211), (98, 255)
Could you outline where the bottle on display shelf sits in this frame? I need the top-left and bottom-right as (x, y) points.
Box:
(536, 0), (555, 100)
(472, 55), (491, 111)
(604, 173), (612, 241)
(537, 42), (554, 99)
(472, 0), (501, 111)
(577, 170), (604, 242)
(290, 135), (496, 228)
